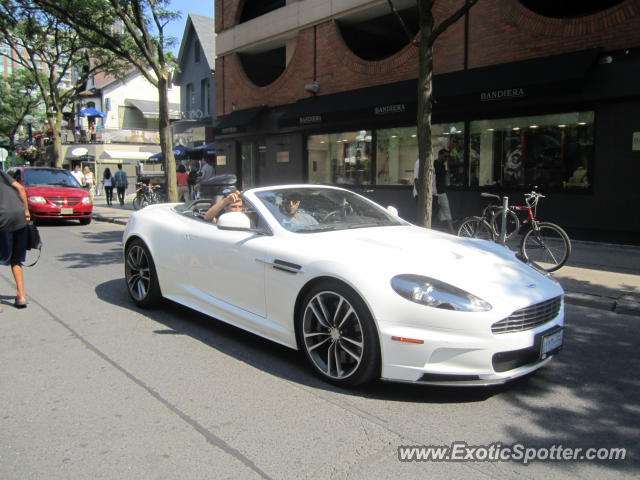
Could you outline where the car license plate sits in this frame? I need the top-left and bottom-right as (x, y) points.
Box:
(60, 207), (74, 215)
(540, 329), (563, 358)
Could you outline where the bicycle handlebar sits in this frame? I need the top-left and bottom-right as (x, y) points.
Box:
(480, 192), (501, 200)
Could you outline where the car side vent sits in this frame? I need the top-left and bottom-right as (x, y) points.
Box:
(273, 259), (301, 274)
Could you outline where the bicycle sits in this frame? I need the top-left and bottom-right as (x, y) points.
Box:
(133, 182), (164, 210)
(457, 190), (571, 272)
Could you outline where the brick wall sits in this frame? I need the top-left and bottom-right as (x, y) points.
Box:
(215, 0), (640, 116)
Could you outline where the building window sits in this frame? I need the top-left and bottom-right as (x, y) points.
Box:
(469, 112), (594, 190)
(200, 78), (209, 115)
(186, 83), (195, 110)
(308, 131), (372, 186)
(518, 0), (624, 18)
(195, 40), (200, 63)
(376, 123), (465, 186)
(239, 0), (285, 23)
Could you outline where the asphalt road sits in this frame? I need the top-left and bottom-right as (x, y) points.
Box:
(1, 220), (638, 479)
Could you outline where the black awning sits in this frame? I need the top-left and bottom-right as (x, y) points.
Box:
(434, 48), (600, 104)
(214, 106), (266, 134)
(278, 49), (599, 127)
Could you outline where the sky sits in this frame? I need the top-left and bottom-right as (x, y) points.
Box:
(165, 0), (214, 55)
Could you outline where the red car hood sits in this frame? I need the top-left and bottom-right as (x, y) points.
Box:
(26, 185), (88, 198)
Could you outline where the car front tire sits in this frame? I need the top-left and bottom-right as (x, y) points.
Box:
(125, 238), (162, 307)
(297, 281), (381, 386)
(79, 217), (92, 225)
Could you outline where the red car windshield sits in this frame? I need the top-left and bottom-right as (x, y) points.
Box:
(23, 169), (82, 188)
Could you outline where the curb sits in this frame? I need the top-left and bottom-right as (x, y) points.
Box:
(93, 214), (128, 226)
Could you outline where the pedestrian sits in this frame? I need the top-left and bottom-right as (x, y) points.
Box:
(188, 166), (198, 200)
(103, 167), (114, 206)
(176, 164), (189, 202)
(0, 169), (30, 309)
(71, 163), (84, 186)
(434, 149), (455, 234)
(88, 120), (97, 143)
(195, 157), (215, 197)
(83, 166), (97, 200)
(114, 163), (128, 206)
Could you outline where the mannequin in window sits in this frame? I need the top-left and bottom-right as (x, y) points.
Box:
(565, 166), (589, 188)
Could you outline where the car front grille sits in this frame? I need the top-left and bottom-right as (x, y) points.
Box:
(492, 296), (562, 334)
(47, 196), (81, 206)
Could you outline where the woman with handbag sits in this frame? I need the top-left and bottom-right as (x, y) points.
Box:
(0, 170), (30, 309)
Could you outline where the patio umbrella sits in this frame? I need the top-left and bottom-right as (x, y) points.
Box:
(188, 142), (216, 160)
(79, 107), (106, 118)
(146, 145), (190, 163)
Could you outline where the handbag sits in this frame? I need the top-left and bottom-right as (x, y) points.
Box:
(25, 221), (42, 266)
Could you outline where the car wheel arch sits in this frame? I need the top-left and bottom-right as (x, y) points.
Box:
(293, 275), (380, 347)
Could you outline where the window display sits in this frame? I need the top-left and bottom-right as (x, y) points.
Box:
(469, 112), (594, 190)
(308, 131), (372, 185)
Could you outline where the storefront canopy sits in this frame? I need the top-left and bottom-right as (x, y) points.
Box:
(277, 48), (600, 127)
(126, 99), (181, 119)
(146, 145), (191, 163)
(214, 107), (266, 134)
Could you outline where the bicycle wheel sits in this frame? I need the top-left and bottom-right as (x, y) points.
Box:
(457, 217), (494, 241)
(133, 195), (147, 210)
(520, 222), (571, 272)
(491, 208), (520, 240)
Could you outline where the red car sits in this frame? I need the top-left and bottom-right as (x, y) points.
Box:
(7, 166), (93, 225)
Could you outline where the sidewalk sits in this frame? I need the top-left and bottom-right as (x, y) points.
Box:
(91, 196), (640, 317)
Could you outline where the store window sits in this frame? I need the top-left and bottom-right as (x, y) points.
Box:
(469, 112), (594, 190)
(375, 123), (465, 186)
(308, 131), (372, 185)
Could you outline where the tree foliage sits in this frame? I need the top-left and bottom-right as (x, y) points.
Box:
(387, 0), (478, 228)
(0, 70), (42, 148)
(0, 0), (120, 167)
(33, 0), (181, 201)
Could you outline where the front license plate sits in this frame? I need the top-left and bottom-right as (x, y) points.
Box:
(60, 207), (74, 215)
(540, 329), (563, 359)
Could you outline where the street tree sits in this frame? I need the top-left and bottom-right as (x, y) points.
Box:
(34, 0), (181, 201)
(387, 0), (478, 227)
(0, 2), (119, 167)
(0, 70), (42, 158)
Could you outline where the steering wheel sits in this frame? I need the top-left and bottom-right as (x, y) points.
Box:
(322, 204), (354, 222)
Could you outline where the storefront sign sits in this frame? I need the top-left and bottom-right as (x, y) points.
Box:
(374, 104), (406, 115)
(277, 151), (290, 163)
(480, 88), (525, 102)
(633, 132), (640, 151)
(299, 115), (322, 124)
(221, 127), (237, 134)
(216, 155), (227, 166)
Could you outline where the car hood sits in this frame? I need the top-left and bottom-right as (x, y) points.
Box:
(26, 186), (87, 197)
(290, 225), (562, 308)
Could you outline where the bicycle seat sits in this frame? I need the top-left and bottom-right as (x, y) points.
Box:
(480, 192), (501, 201)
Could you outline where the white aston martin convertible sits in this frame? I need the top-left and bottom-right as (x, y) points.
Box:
(123, 185), (564, 387)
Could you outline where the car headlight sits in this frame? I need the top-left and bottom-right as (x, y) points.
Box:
(82, 197), (92, 204)
(28, 196), (46, 204)
(391, 274), (492, 312)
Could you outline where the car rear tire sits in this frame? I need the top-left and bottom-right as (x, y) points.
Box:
(297, 281), (381, 386)
(79, 217), (92, 225)
(124, 239), (162, 307)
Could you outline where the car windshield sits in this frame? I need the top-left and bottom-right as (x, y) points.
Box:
(254, 187), (408, 233)
(23, 169), (82, 188)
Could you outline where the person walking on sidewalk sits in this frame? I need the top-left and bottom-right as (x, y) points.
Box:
(103, 167), (114, 206)
(114, 164), (128, 206)
(83, 166), (97, 200)
(0, 169), (30, 309)
(176, 164), (189, 202)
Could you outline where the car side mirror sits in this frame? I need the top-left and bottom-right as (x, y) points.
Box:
(387, 206), (399, 217)
(217, 211), (252, 231)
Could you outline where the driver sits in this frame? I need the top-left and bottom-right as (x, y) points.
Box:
(280, 196), (318, 228)
(203, 190), (244, 223)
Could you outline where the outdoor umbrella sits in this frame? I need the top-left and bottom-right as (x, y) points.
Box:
(146, 145), (190, 163)
(187, 142), (216, 160)
(79, 107), (106, 118)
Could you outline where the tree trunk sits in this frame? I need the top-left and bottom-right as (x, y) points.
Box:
(416, 0), (436, 228)
(50, 111), (63, 167)
(158, 75), (177, 202)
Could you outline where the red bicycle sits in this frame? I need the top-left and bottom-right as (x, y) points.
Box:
(457, 190), (571, 272)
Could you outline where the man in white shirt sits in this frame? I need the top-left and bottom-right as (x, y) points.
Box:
(70, 164), (84, 187)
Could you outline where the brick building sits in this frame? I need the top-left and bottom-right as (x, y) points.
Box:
(213, 0), (640, 243)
